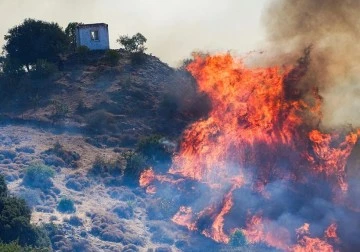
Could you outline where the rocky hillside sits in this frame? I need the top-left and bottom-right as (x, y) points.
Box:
(0, 50), (222, 252)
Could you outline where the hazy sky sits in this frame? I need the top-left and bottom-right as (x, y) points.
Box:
(0, 0), (269, 66)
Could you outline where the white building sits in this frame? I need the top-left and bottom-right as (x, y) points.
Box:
(76, 23), (110, 50)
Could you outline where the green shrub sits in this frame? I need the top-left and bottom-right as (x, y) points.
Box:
(23, 163), (55, 189)
(90, 155), (122, 176)
(57, 197), (76, 213)
(122, 151), (147, 180)
(229, 230), (247, 247)
(0, 175), (51, 249)
(30, 59), (57, 79)
(104, 50), (120, 66)
(136, 135), (172, 167)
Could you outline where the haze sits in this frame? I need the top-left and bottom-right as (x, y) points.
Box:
(0, 0), (268, 66)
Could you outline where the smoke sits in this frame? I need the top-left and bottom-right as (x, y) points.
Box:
(262, 0), (360, 128)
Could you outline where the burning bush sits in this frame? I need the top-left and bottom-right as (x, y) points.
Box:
(140, 52), (360, 251)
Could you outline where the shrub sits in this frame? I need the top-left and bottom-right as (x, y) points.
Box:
(76, 45), (90, 61)
(57, 197), (76, 213)
(122, 151), (147, 181)
(85, 109), (116, 134)
(66, 216), (83, 226)
(44, 142), (80, 168)
(30, 59), (58, 79)
(136, 135), (172, 167)
(90, 155), (122, 176)
(104, 50), (120, 66)
(229, 230), (247, 247)
(51, 100), (70, 118)
(23, 163), (55, 189)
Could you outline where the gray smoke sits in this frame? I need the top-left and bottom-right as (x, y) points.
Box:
(262, 0), (360, 128)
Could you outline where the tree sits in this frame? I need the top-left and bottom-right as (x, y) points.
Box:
(0, 175), (50, 248)
(3, 19), (69, 71)
(0, 174), (7, 197)
(117, 33), (147, 53)
(65, 22), (83, 51)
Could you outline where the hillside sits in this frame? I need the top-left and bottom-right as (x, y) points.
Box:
(0, 51), (217, 252)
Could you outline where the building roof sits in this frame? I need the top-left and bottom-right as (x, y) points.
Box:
(77, 23), (108, 28)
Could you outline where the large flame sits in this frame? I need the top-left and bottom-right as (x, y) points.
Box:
(141, 53), (359, 250)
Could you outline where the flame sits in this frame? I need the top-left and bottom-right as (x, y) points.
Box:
(140, 53), (359, 249)
(243, 215), (291, 250)
(291, 223), (336, 252)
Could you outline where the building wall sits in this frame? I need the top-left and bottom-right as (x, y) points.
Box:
(76, 24), (110, 50)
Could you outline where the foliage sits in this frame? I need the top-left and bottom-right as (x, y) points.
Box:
(23, 162), (55, 189)
(76, 45), (90, 62)
(0, 174), (8, 197)
(51, 99), (70, 118)
(90, 155), (122, 176)
(104, 50), (120, 66)
(4, 18), (68, 71)
(122, 151), (147, 180)
(30, 59), (58, 79)
(0, 175), (51, 249)
(65, 22), (83, 51)
(136, 135), (172, 167)
(117, 33), (147, 53)
(44, 142), (80, 168)
(0, 242), (49, 252)
(85, 109), (116, 134)
(229, 230), (247, 247)
(57, 197), (76, 213)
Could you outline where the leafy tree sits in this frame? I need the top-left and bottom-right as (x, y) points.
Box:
(65, 22), (83, 51)
(117, 33), (147, 53)
(3, 19), (68, 71)
(0, 174), (8, 197)
(0, 175), (50, 248)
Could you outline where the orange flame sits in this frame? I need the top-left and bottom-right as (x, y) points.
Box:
(140, 53), (359, 248)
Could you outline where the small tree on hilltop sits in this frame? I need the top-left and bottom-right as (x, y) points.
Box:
(3, 19), (68, 71)
(117, 33), (147, 53)
(65, 22), (83, 51)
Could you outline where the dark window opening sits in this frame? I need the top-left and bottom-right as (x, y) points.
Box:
(91, 30), (99, 41)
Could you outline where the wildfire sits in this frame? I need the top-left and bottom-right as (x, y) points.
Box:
(140, 53), (359, 250)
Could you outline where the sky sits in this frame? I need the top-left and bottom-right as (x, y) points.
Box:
(0, 0), (269, 66)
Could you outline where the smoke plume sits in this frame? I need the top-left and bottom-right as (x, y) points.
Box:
(263, 0), (360, 128)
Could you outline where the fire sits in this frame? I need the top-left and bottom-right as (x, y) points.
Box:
(242, 215), (291, 250)
(291, 223), (336, 252)
(140, 53), (359, 250)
